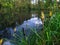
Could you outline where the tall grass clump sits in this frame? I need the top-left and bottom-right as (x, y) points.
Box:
(43, 12), (60, 45)
(10, 12), (60, 45)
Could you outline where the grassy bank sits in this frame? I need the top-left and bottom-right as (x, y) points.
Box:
(7, 12), (60, 45)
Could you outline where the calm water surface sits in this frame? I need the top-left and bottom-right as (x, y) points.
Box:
(0, 11), (43, 38)
(2, 11), (43, 45)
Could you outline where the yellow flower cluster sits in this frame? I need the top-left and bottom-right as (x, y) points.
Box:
(41, 11), (44, 20)
(49, 11), (52, 17)
(14, 27), (16, 32)
(0, 39), (3, 45)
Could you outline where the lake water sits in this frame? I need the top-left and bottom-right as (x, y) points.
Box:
(1, 11), (43, 45)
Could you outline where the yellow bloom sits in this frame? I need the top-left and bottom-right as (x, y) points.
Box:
(0, 39), (3, 45)
(41, 11), (44, 20)
(49, 11), (52, 17)
(14, 27), (16, 32)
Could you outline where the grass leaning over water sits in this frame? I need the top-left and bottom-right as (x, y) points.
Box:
(10, 13), (60, 45)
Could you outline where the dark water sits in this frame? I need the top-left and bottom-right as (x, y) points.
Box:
(0, 11), (43, 39)
(1, 11), (43, 45)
